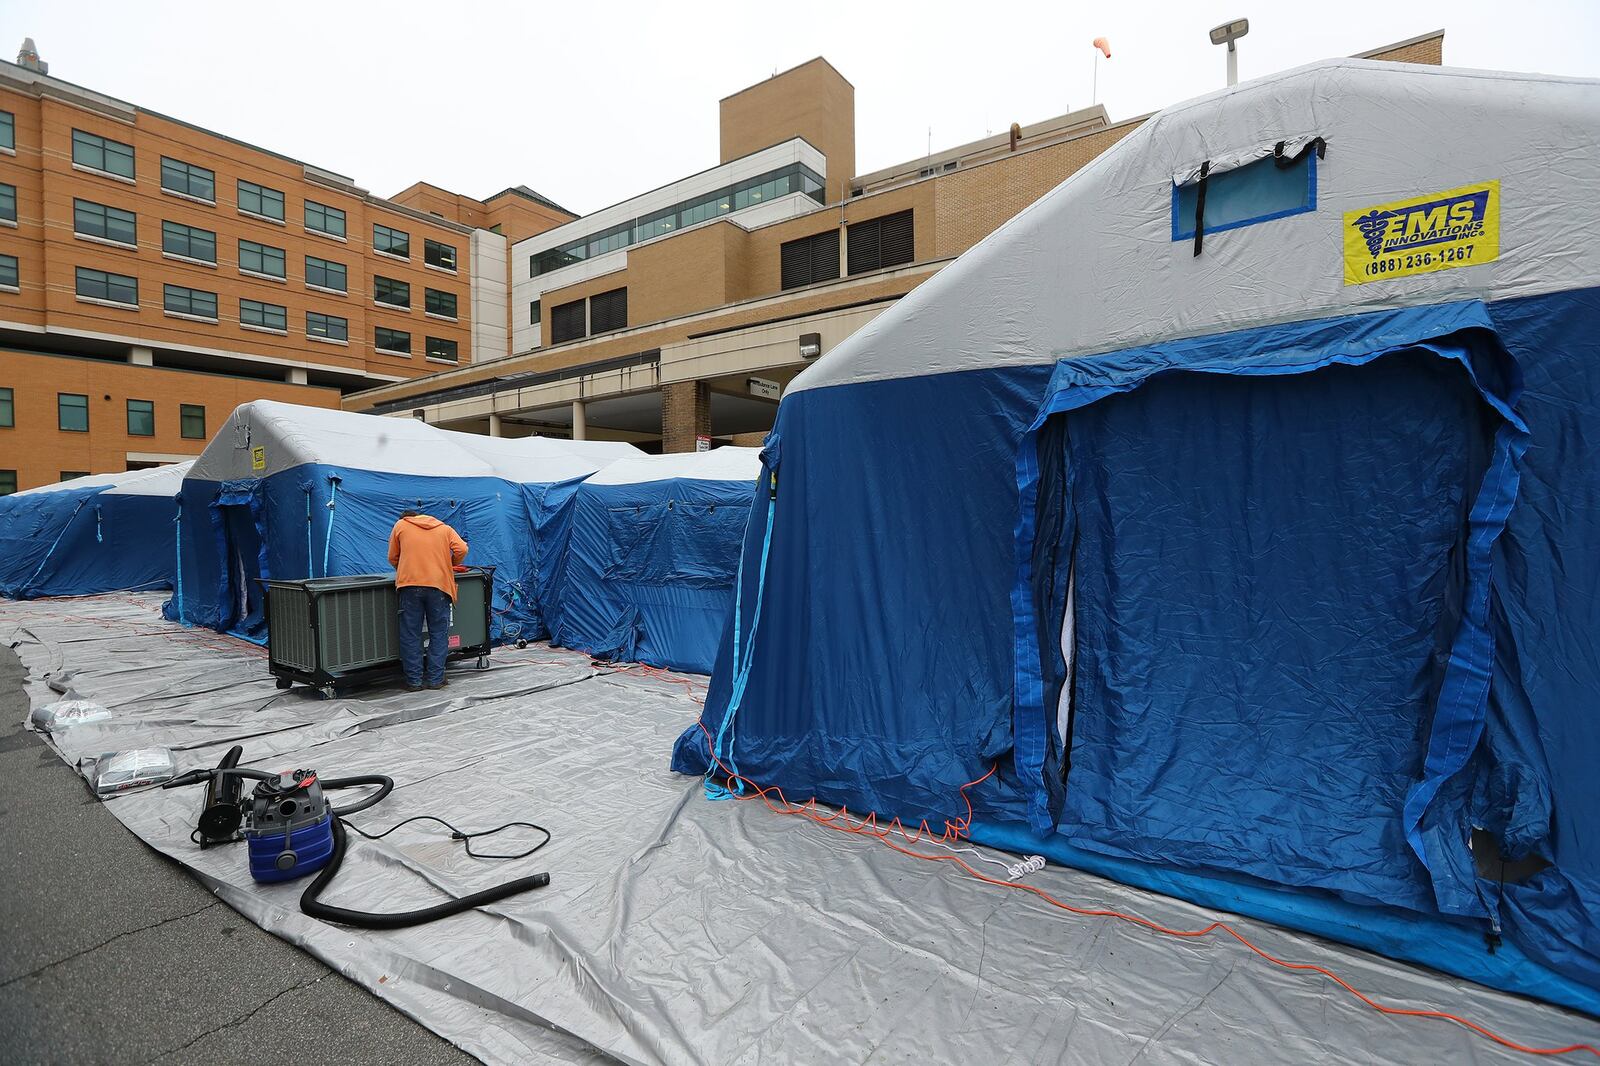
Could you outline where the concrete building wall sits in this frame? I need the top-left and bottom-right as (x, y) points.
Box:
(0, 348), (338, 490)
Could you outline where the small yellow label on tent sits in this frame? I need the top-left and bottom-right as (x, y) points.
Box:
(251, 445), (266, 471)
(1344, 180), (1499, 285)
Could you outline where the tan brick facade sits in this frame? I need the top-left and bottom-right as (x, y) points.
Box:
(660, 380), (710, 453)
(348, 33), (1446, 452)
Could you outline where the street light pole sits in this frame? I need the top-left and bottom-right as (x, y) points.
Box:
(1209, 18), (1250, 88)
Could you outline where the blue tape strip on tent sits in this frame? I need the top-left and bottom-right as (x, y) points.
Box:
(1010, 300), (1527, 919)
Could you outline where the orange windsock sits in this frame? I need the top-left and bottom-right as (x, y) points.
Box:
(1093, 37), (1112, 58)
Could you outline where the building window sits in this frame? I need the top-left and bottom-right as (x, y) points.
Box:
(162, 220), (217, 263)
(60, 471), (89, 481)
(74, 198), (137, 246)
(529, 162), (827, 276)
(307, 310), (348, 342)
(373, 275), (410, 308)
(304, 199), (346, 238)
(588, 287), (627, 335)
(846, 209), (915, 275)
(58, 393), (89, 432)
(424, 238), (456, 271)
(549, 298), (586, 344)
(0, 470), (13, 495)
(237, 179), (285, 221)
(1171, 151), (1317, 241)
(0, 386), (12, 427)
(0, 183), (15, 223)
(373, 223), (409, 258)
(305, 255), (347, 292)
(160, 157), (215, 202)
(0, 111), (12, 151)
(0, 254), (16, 290)
(180, 404), (205, 440)
(374, 326), (411, 355)
(239, 239), (286, 278)
(529, 300), (540, 325)
(425, 337), (458, 363)
(163, 283), (218, 320)
(75, 266), (138, 306)
(240, 298), (287, 331)
(126, 398), (155, 436)
(780, 229), (841, 290)
(71, 129), (135, 179)
(424, 288), (456, 318)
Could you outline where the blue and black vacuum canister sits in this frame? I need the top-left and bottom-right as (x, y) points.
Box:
(244, 770), (336, 883)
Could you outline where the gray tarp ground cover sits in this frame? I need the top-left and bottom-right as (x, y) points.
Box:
(4, 593), (1595, 1064)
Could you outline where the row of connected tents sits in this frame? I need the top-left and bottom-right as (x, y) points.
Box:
(0, 400), (762, 673)
(3, 56), (1598, 1047)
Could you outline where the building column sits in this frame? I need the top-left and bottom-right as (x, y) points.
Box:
(571, 400), (587, 441)
(660, 381), (710, 453)
(128, 345), (153, 366)
(488, 412), (503, 438)
(285, 367), (308, 385)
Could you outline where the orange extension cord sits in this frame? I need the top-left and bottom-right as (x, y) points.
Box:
(611, 661), (1600, 1060)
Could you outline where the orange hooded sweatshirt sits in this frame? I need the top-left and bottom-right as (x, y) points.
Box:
(387, 515), (469, 600)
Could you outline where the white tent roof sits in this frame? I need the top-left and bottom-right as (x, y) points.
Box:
(585, 446), (763, 486)
(187, 401), (643, 483)
(12, 461), (195, 498)
(792, 59), (1600, 395)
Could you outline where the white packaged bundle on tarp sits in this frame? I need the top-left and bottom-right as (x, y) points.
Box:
(30, 698), (112, 732)
(92, 748), (176, 795)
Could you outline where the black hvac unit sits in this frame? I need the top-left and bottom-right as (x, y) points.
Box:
(264, 569), (494, 698)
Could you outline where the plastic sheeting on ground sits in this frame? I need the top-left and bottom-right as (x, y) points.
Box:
(541, 448), (762, 674)
(675, 60), (1600, 1012)
(0, 462), (192, 598)
(165, 400), (641, 644)
(5, 593), (1596, 1064)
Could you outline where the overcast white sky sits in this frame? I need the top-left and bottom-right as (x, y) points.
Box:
(5, 1), (1598, 216)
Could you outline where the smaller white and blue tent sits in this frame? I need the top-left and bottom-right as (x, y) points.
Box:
(165, 400), (640, 643)
(0, 462), (193, 599)
(543, 447), (762, 673)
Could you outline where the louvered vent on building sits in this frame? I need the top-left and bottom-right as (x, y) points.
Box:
(550, 298), (587, 344)
(780, 229), (841, 290)
(588, 288), (628, 335)
(847, 209), (915, 276)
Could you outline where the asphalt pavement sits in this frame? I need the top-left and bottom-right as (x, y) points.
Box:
(0, 642), (477, 1065)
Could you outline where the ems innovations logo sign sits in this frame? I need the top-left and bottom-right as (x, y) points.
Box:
(1343, 180), (1500, 285)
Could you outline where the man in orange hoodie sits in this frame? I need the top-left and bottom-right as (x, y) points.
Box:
(387, 510), (469, 691)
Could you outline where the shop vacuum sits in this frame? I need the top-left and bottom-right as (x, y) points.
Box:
(165, 744), (551, 929)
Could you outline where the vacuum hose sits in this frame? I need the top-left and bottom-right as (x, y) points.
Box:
(299, 816), (551, 930)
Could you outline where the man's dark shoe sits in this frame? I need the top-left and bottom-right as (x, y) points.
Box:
(404, 683), (423, 692)
(427, 679), (449, 690)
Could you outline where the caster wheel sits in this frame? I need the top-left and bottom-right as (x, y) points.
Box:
(274, 677), (292, 690)
(319, 685), (335, 700)
(476, 655), (489, 670)
(516, 639), (527, 650)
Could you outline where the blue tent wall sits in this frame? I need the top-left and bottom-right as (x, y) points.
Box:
(0, 485), (179, 598)
(550, 476), (756, 673)
(674, 288), (1600, 1013)
(165, 465), (549, 643)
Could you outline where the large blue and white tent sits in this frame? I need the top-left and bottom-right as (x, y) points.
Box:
(544, 447), (762, 673)
(0, 462), (192, 599)
(675, 59), (1600, 1013)
(165, 400), (639, 642)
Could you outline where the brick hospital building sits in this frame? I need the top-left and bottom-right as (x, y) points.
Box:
(0, 32), (1444, 489)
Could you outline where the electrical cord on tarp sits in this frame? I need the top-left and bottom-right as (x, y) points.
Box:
(344, 814), (552, 860)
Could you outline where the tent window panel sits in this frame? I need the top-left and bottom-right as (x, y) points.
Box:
(1172, 151), (1316, 241)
